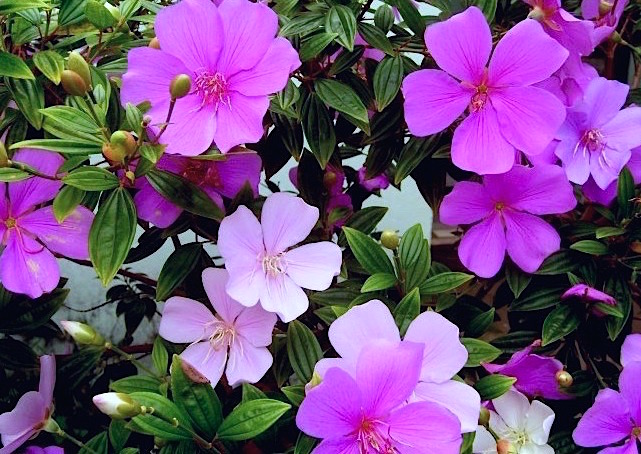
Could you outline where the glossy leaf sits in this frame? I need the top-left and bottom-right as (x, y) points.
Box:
(301, 93), (336, 169)
(156, 243), (203, 301)
(542, 305), (581, 346)
(0, 52), (34, 80)
(393, 288), (420, 336)
(287, 320), (322, 383)
(63, 166), (120, 190)
(343, 226), (395, 275)
(373, 56), (404, 111)
(33, 50), (65, 85)
(461, 338), (501, 367)
(474, 374), (516, 400)
(314, 78), (369, 134)
(53, 185), (86, 222)
(216, 399), (291, 441)
(419, 272), (473, 295)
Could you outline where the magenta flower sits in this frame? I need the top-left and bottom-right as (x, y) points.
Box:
(159, 268), (277, 387)
(0, 355), (56, 453)
(296, 342), (463, 453)
(24, 447), (63, 454)
(135, 151), (261, 228)
(555, 77), (641, 189)
(217, 193), (342, 322)
(484, 340), (571, 400)
(561, 283), (617, 317)
(573, 362), (641, 452)
(357, 166), (390, 192)
(582, 0), (628, 45)
(582, 146), (641, 205)
(0, 150), (94, 298)
(401, 7), (568, 174)
(121, 0), (301, 155)
(621, 334), (641, 367)
(439, 165), (576, 278)
(313, 300), (481, 433)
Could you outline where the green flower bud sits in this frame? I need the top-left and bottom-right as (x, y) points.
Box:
(527, 6), (545, 21)
(170, 74), (192, 99)
(599, 0), (613, 16)
(0, 142), (8, 167)
(110, 130), (137, 158)
(149, 37), (161, 49)
(102, 143), (125, 163)
(556, 370), (574, 388)
(478, 407), (490, 426)
(380, 230), (400, 250)
(61, 70), (88, 96)
(67, 51), (92, 89)
(93, 393), (142, 419)
(60, 321), (105, 346)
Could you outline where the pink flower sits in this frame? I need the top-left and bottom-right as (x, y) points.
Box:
(313, 300), (481, 433)
(159, 268), (277, 387)
(121, 0), (301, 155)
(0, 150), (94, 298)
(561, 283), (617, 317)
(621, 334), (641, 367)
(357, 166), (390, 192)
(296, 342), (463, 453)
(401, 7), (569, 175)
(0, 355), (56, 453)
(24, 447), (64, 454)
(582, 0), (628, 45)
(582, 146), (641, 205)
(217, 193), (342, 322)
(484, 340), (571, 400)
(439, 165), (576, 278)
(135, 151), (261, 228)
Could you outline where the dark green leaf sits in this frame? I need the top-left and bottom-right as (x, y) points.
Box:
(467, 308), (495, 338)
(570, 240), (609, 256)
(109, 420), (131, 452)
(299, 33), (337, 61)
(474, 374), (516, 400)
(5, 77), (44, 129)
(595, 226), (626, 239)
(395, 0), (425, 35)
(59, 0), (89, 26)
(110, 376), (162, 394)
(361, 272), (397, 292)
(373, 56), (403, 111)
(53, 185), (85, 222)
(279, 14), (325, 37)
(0, 288), (69, 334)
(287, 320), (322, 383)
(156, 243), (203, 301)
(315, 79), (369, 134)
(0, 338), (38, 370)
(242, 383), (267, 401)
(374, 4), (395, 32)
(461, 338), (501, 367)
(0, 167), (29, 182)
(542, 304), (581, 346)
(0, 0), (48, 14)
(79, 431), (108, 454)
(536, 250), (581, 275)
(128, 392), (194, 441)
(357, 22), (394, 55)
(505, 265), (531, 298)
(393, 288), (420, 336)
(343, 226), (395, 275)
(41, 106), (104, 144)
(152, 337), (169, 375)
(395, 135), (440, 184)
(216, 399), (291, 441)
(511, 286), (563, 312)
(325, 5), (357, 50)
(63, 166), (119, 190)
(301, 93), (336, 169)
(281, 385), (305, 407)
(419, 272), (473, 295)
(85, 0), (117, 28)
(617, 166), (634, 219)
(337, 206), (387, 247)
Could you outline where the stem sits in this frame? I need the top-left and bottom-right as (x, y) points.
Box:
(357, 0), (374, 20)
(8, 160), (61, 180)
(57, 428), (100, 454)
(106, 343), (163, 379)
(153, 98), (177, 143)
(143, 406), (219, 452)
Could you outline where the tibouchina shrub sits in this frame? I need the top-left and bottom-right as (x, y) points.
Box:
(0, 0), (640, 453)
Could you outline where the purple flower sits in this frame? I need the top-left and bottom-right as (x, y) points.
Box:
(313, 300), (481, 433)
(0, 150), (94, 298)
(217, 193), (342, 322)
(484, 341), (571, 400)
(121, 0), (300, 155)
(621, 334), (641, 367)
(582, 146), (641, 205)
(582, 0), (628, 45)
(555, 77), (641, 189)
(24, 447), (64, 454)
(439, 164), (576, 278)
(573, 362), (641, 452)
(135, 151), (261, 228)
(159, 268), (276, 387)
(296, 342), (463, 453)
(0, 356), (56, 453)
(357, 166), (390, 192)
(401, 7), (568, 175)
(561, 283), (617, 317)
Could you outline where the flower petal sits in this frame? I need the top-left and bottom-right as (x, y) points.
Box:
(601, 106), (641, 151)
(503, 210), (560, 274)
(413, 380), (481, 433)
(401, 69), (472, 136)
(618, 362), (641, 424)
(0, 429), (37, 454)
(524, 400), (555, 445)
(133, 179), (183, 228)
(439, 181), (494, 226)
(259, 273), (308, 322)
(213, 152), (262, 199)
(38, 355), (56, 406)
(423, 7), (491, 84)
(472, 425), (498, 454)
(0, 391), (46, 439)
(181, 342), (227, 387)
(234, 304), (276, 348)
(284, 242), (341, 291)
(492, 388), (530, 430)
(225, 339), (273, 387)
(202, 268), (243, 324)
(213, 92), (268, 153)
(261, 193), (319, 254)
(458, 212), (507, 278)
(590, 148), (631, 190)
(9, 150), (63, 217)
(312, 438), (360, 454)
(159, 297), (215, 343)
(572, 388), (633, 447)
(581, 77), (629, 128)
(621, 334), (641, 367)
(598, 440), (640, 454)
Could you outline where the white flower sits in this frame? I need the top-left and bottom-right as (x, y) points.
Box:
(92, 393), (141, 419)
(473, 389), (555, 454)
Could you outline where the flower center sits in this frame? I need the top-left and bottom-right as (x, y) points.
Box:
(632, 426), (641, 438)
(495, 202), (505, 211)
(208, 322), (235, 351)
(4, 217), (16, 228)
(357, 420), (398, 454)
(470, 85), (489, 113)
(262, 253), (287, 276)
(576, 128), (614, 169)
(194, 71), (230, 110)
(182, 161), (222, 188)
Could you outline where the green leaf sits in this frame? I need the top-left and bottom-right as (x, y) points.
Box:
(325, 5), (357, 51)
(110, 376), (162, 394)
(0, 167), (29, 182)
(542, 305), (581, 346)
(279, 13), (325, 37)
(357, 22), (394, 55)
(85, 0), (117, 28)
(301, 93), (336, 169)
(314, 78), (369, 134)
(0, 52), (34, 80)
(471, 0), (497, 21)
(328, 47), (365, 76)
(41, 106), (104, 144)
(59, 0), (88, 26)
(109, 420), (131, 452)
(570, 240), (609, 256)
(536, 250), (582, 275)
(0, 0), (48, 14)
(5, 77), (44, 128)
(605, 275), (631, 341)
(299, 32), (337, 61)
(216, 399), (291, 441)
(63, 166), (119, 190)
(419, 272), (473, 295)
(505, 265), (531, 298)
(53, 185), (85, 222)
(170, 355), (223, 438)
(474, 374), (516, 400)
(9, 138), (102, 155)
(373, 56), (403, 111)
(89, 188), (137, 286)
(287, 320), (322, 383)
(152, 337), (168, 375)
(395, 0), (425, 35)
(242, 383), (267, 401)
(393, 288), (420, 336)
(595, 226), (626, 239)
(156, 243), (203, 301)
(399, 224), (431, 291)
(79, 431), (108, 454)
(467, 308), (495, 338)
(461, 338), (501, 367)
(511, 286), (563, 312)
(295, 433), (318, 454)
(343, 226), (395, 275)
(617, 166), (634, 219)
(361, 273), (397, 292)
(338, 206), (388, 247)
(395, 135), (440, 184)
(0, 288), (69, 334)
(146, 169), (224, 221)
(139, 143), (165, 164)
(0, 338), (38, 370)
(374, 4), (395, 32)
(127, 392), (194, 441)
(281, 385), (305, 407)
(33, 51), (65, 85)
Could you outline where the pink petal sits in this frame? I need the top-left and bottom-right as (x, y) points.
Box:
(296, 367), (362, 439)
(601, 106), (641, 151)
(225, 339), (273, 387)
(582, 176), (617, 206)
(314, 357), (354, 378)
(491, 86), (566, 156)
(218, 204), (264, 280)
(590, 148), (631, 190)
(582, 0), (599, 19)
(134, 179), (183, 228)
(582, 77), (629, 128)
(503, 209), (560, 274)
(202, 268), (243, 324)
(153, 0), (223, 70)
(216, 0), (278, 75)
(313, 438), (359, 454)
(261, 193), (319, 254)
(572, 388), (633, 447)
(234, 304), (276, 348)
(451, 106), (516, 175)
(159, 296), (215, 343)
(9, 150), (63, 217)
(404, 311), (468, 383)
(228, 37), (300, 97)
(458, 212), (506, 278)
(258, 273), (308, 322)
(423, 7), (491, 84)
(181, 342), (227, 387)
(401, 69), (472, 136)
(548, 10), (595, 56)
(38, 355), (56, 407)
(328, 300), (400, 363)
(213, 151), (262, 199)
(555, 120), (591, 185)
(0, 231), (59, 299)
(413, 380), (481, 433)
(213, 91), (268, 153)
(618, 362), (641, 424)
(0, 184), (8, 221)
(19, 206), (93, 260)
(488, 19), (568, 87)
(224, 260), (265, 309)
(284, 242), (341, 291)
(439, 181), (494, 226)
(0, 429), (37, 454)
(621, 334), (641, 367)
(599, 440), (640, 454)
(0, 391), (46, 440)
(386, 401), (462, 452)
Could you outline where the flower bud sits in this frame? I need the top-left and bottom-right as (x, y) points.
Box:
(380, 230), (400, 250)
(527, 6), (545, 21)
(60, 321), (105, 346)
(323, 171), (337, 189)
(110, 130), (137, 159)
(631, 241), (641, 254)
(149, 37), (161, 49)
(556, 370), (574, 388)
(599, 0), (613, 16)
(170, 74), (192, 99)
(102, 143), (125, 163)
(0, 141), (8, 167)
(142, 115), (152, 127)
(497, 440), (516, 454)
(125, 170), (135, 183)
(67, 51), (92, 89)
(609, 30), (623, 44)
(61, 70), (88, 96)
(93, 393), (142, 419)
(478, 407), (490, 426)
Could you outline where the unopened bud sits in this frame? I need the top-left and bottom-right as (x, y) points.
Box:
(61, 70), (88, 96)
(527, 6), (545, 21)
(142, 115), (152, 127)
(125, 170), (135, 183)
(497, 439), (516, 454)
(110, 130), (137, 158)
(478, 407), (490, 426)
(169, 74), (192, 99)
(0, 142), (8, 167)
(149, 37), (160, 49)
(609, 30), (623, 44)
(631, 241), (641, 254)
(304, 371), (322, 393)
(323, 171), (337, 189)
(93, 393), (142, 419)
(380, 230), (400, 250)
(102, 143), (125, 163)
(60, 321), (105, 346)
(556, 370), (574, 388)
(599, 0), (614, 16)
(67, 51), (92, 89)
